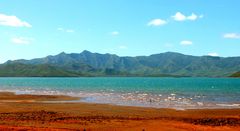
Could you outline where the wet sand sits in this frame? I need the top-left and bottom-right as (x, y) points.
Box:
(0, 92), (240, 131)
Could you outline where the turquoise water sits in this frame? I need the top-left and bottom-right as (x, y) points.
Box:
(0, 77), (240, 109)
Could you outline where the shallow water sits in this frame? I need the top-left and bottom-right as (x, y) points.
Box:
(0, 77), (240, 109)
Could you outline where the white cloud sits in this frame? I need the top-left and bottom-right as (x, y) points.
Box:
(147, 19), (167, 26)
(111, 31), (119, 35)
(172, 12), (186, 21)
(207, 52), (219, 57)
(187, 13), (198, 21)
(172, 12), (202, 21)
(119, 45), (127, 49)
(57, 27), (64, 31)
(66, 29), (75, 33)
(11, 37), (34, 45)
(180, 40), (193, 46)
(57, 27), (75, 33)
(0, 59), (4, 64)
(223, 33), (240, 39)
(0, 13), (31, 27)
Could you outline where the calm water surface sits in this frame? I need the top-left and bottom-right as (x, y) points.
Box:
(0, 77), (240, 109)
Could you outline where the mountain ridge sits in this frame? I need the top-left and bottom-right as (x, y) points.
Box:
(1, 51), (240, 77)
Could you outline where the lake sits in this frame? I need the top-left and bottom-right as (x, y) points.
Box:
(0, 77), (240, 109)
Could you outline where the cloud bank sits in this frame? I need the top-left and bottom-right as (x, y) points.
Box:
(172, 12), (202, 21)
(180, 40), (193, 46)
(223, 33), (240, 39)
(111, 31), (119, 35)
(11, 37), (34, 45)
(207, 52), (219, 57)
(0, 13), (31, 27)
(147, 19), (167, 26)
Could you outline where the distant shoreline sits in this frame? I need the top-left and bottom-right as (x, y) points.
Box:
(0, 75), (238, 78)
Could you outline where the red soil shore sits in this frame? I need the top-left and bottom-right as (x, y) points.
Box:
(0, 92), (240, 131)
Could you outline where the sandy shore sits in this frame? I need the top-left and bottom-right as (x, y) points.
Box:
(0, 92), (240, 131)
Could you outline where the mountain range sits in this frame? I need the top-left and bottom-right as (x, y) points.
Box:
(1, 50), (240, 77)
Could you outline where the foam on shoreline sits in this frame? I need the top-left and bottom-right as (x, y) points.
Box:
(1, 89), (240, 110)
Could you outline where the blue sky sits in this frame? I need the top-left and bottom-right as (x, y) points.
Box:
(0, 0), (240, 63)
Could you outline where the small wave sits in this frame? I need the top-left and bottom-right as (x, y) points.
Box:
(1, 89), (240, 110)
(216, 104), (240, 107)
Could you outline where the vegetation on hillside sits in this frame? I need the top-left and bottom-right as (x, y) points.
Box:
(230, 71), (240, 77)
(1, 51), (240, 77)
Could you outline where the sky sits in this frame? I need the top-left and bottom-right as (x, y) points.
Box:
(0, 0), (240, 63)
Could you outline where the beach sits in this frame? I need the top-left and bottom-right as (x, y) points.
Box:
(1, 0), (239, 130)
(0, 92), (240, 131)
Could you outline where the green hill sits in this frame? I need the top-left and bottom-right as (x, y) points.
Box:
(2, 51), (240, 77)
(230, 71), (240, 77)
(0, 63), (82, 77)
